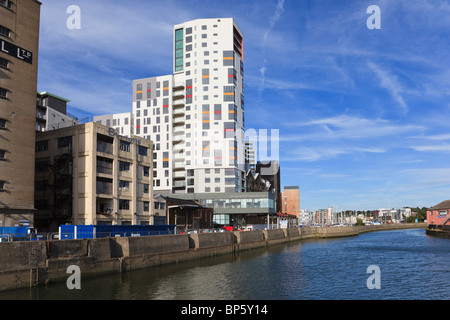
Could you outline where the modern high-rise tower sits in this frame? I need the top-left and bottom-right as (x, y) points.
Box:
(133, 18), (245, 194)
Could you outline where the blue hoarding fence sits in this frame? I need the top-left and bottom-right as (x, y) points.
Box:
(59, 225), (176, 240)
(0, 227), (38, 242)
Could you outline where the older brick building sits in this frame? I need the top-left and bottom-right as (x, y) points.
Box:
(0, 0), (41, 227)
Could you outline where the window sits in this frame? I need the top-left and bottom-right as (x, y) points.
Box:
(120, 140), (130, 152)
(202, 104), (210, 130)
(0, 57), (9, 69)
(119, 200), (130, 210)
(0, 180), (6, 192)
(138, 146), (148, 156)
(143, 202), (150, 212)
(58, 136), (72, 149)
(119, 161), (131, 172)
(119, 180), (130, 191)
(214, 104), (222, 120)
(36, 140), (49, 152)
(143, 184), (150, 194)
(143, 166), (150, 177)
(0, 0), (12, 9)
(0, 87), (7, 99)
(175, 28), (184, 72)
(224, 86), (235, 102)
(136, 83), (143, 100)
(223, 51), (234, 66)
(202, 69), (210, 85)
(0, 149), (6, 161)
(0, 25), (11, 38)
(0, 118), (6, 129)
(228, 104), (237, 121)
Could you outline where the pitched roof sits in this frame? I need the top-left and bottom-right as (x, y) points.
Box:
(162, 196), (205, 208)
(430, 200), (450, 210)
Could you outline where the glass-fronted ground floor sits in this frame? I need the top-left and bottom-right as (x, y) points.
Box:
(159, 191), (278, 229)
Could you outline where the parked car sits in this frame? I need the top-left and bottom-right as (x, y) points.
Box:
(222, 226), (236, 232)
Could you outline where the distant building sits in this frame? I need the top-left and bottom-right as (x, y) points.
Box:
(299, 209), (311, 225)
(282, 186), (300, 219)
(256, 161), (281, 212)
(245, 142), (256, 172)
(315, 209), (328, 225)
(378, 208), (412, 223)
(36, 91), (79, 132)
(0, 0), (41, 227)
(94, 112), (134, 137)
(34, 122), (154, 231)
(427, 200), (450, 226)
(246, 170), (267, 193)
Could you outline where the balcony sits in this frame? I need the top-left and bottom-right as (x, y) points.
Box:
(173, 162), (186, 171)
(173, 171), (185, 180)
(173, 82), (185, 91)
(172, 92), (185, 101)
(173, 109), (185, 117)
(172, 131), (185, 143)
(172, 118), (185, 127)
(173, 181), (186, 189)
(173, 153), (184, 162)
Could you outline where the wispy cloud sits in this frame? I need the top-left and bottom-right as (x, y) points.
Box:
(259, 0), (285, 94)
(367, 62), (408, 114)
(284, 115), (425, 141)
(282, 145), (387, 163)
(410, 144), (450, 152)
(262, 0), (285, 44)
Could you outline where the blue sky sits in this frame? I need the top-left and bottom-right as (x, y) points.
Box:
(37, 0), (450, 211)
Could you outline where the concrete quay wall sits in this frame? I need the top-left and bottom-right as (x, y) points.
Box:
(0, 223), (426, 292)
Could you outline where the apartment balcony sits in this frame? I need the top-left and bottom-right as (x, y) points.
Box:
(173, 171), (185, 180)
(172, 146), (184, 155)
(172, 118), (185, 127)
(173, 153), (184, 162)
(172, 131), (185, 144)
(173, 181), (186, 189)
(173, 82), (185, 91)
(173, 162), (186, 171)
(172, 92), (185, 101)
(173, 102), (185, 109)
(173, 108), (185, 117)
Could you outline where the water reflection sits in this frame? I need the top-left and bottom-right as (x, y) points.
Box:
(0, 229), (448, 300)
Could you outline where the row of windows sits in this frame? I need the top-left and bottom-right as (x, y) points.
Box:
(136, 81), (169, 100)
(116, 200), (154, 212)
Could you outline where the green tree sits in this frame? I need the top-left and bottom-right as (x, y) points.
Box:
(355, 217), (365, 226)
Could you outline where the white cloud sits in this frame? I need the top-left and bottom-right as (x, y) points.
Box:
(284, 115), (425, 141)
(259, 0), (285, 94)
(410, 144), (450, 152)
(367, 62), (408, 114)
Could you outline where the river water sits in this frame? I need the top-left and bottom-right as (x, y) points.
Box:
(0, 228), (448, 300)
